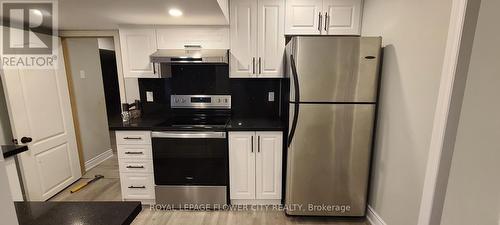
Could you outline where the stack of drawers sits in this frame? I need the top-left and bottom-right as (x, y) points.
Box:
(116, 131), (155, 205)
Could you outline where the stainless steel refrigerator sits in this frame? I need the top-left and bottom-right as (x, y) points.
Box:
(285, 36), (382, 216)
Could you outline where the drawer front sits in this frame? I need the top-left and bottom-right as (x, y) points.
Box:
(121, 173), (155, 200)
(116, 131), (151, 145)
(117, 145), (152, 160)
(119, 160), (153, 173)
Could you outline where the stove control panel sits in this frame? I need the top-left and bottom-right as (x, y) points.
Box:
(171, 95), (231, 109)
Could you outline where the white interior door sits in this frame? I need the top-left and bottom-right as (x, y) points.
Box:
(257, 0), (285, 78)
(255, 132), (282, 200)
(229, 132), (256, 200)
(1, 39), (82, 201)
(230, 0), (258, 78)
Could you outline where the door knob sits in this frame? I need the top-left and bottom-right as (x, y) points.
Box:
(21, 137), (32, 144)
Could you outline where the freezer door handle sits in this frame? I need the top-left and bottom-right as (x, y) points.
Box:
(288, 55), (300, 147)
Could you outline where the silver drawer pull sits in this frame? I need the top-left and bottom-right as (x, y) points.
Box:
(124, 151), (143, 155)
(124, 137), (142, 140)
(126, 165), (145, 169)
(128, 186), (146, 189)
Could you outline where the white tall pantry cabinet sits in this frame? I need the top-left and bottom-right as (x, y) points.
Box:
(229, 132), (283, 204)
(230, 0), (286, 78)
(285, 0), (363, 35)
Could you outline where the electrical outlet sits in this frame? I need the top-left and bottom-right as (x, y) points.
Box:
(79, 70), (86, 79)
(268, 92), (275, 102)
(146, 91), (154, 102)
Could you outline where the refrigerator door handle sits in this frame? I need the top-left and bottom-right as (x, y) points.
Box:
(288, 55), (300, 147)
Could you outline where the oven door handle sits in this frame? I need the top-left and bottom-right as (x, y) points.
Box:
(151, 131), (226, 139)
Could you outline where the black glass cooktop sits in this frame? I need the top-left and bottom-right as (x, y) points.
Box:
(156, 115), (230, 129)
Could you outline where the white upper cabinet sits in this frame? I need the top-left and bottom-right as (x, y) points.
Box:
(230, 0), (285, 78)
(119, 27), (158, 78)
(257, 0), (286, 77)
(156, 26), (229, 49)
(285, 0), (323, 35)
(285, 0), (363, 35)
(230, 0), (258, 78)
(323, 0), (363, 35)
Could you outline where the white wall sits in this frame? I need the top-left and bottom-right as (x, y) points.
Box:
(0, 77), (12, 145)
(440, 0), (500, 224)
(65, 38), (112, 164)
(0, 155), (19, 225)
(361, 0), (453, 224)
(97, 38), (115, 51)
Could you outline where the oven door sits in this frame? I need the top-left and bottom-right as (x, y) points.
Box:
(151, 131), (228, 186)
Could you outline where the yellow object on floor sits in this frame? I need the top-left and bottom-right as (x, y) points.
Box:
(70, 175), (104, 193)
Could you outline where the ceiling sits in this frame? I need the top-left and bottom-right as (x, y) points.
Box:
(58, 0), (228, 30)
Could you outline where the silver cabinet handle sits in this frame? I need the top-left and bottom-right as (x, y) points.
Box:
(252, 57), (256, 74)
(251, 135), (254, 153)
(318, 12), (322, 32)
(126, 165), (145, 169)
(128, 186), (146, 189)
(259, 57), (262, 74)
(324, 12), (329, 31)
(124, 151), (143, 155)
(257, 136), (260, 153)
(124, 137), (142, 140)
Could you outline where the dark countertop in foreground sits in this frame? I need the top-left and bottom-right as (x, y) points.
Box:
(109, 115), (285, 132)
(15, 201), (141, 225)
(2, 145), (28, 158)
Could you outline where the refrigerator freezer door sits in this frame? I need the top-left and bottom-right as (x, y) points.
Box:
(288, 36), (381, 103)
(286, 103), (375, 216)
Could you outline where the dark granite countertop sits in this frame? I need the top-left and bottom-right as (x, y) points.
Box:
(2, 145), (28, 158)
(15, 201), (141, 225)
(109, 115), (285, 132)
(108, 115), (166, 131)
(226, 118), (285, 131)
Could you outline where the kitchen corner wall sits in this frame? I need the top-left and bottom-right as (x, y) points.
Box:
(361, 0), (453, 224)
(440, 0), (500, 224)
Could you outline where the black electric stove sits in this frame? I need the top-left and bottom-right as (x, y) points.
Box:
(152, 95), (231, 208)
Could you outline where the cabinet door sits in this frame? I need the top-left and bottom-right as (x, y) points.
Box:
(119, 28), (158, 78)
(230, 0), (258, 78)
(285, 0), (323, 35)
(257, 0), (285, 78)
(323, 0), (363, 35)
(229, 132), (256, 200)
(255, 132), (283, 200)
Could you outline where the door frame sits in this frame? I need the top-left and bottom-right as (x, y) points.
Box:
(59, 30), (125, 173)
(417, 0), (482, 224)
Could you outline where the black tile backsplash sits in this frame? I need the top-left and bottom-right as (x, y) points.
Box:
(230, 79), (282, 119)
(138, 78), (285, 119)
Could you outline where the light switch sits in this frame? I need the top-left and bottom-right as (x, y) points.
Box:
(79, 70), (86, 79)
(146, 91), (154, 102)
(268, 92), (275, 102)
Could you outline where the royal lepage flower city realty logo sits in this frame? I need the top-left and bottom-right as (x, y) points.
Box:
(1, 1), (58, 69)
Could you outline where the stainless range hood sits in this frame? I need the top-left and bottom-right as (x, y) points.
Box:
(150, 49), (229, 64)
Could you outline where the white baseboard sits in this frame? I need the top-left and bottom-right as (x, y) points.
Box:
(367, 205), (387, 225)
(84, 149), (113, 172)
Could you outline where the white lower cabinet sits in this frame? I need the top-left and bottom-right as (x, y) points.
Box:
(229, 131), (283, 204)
(116, 131), (155, 205)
